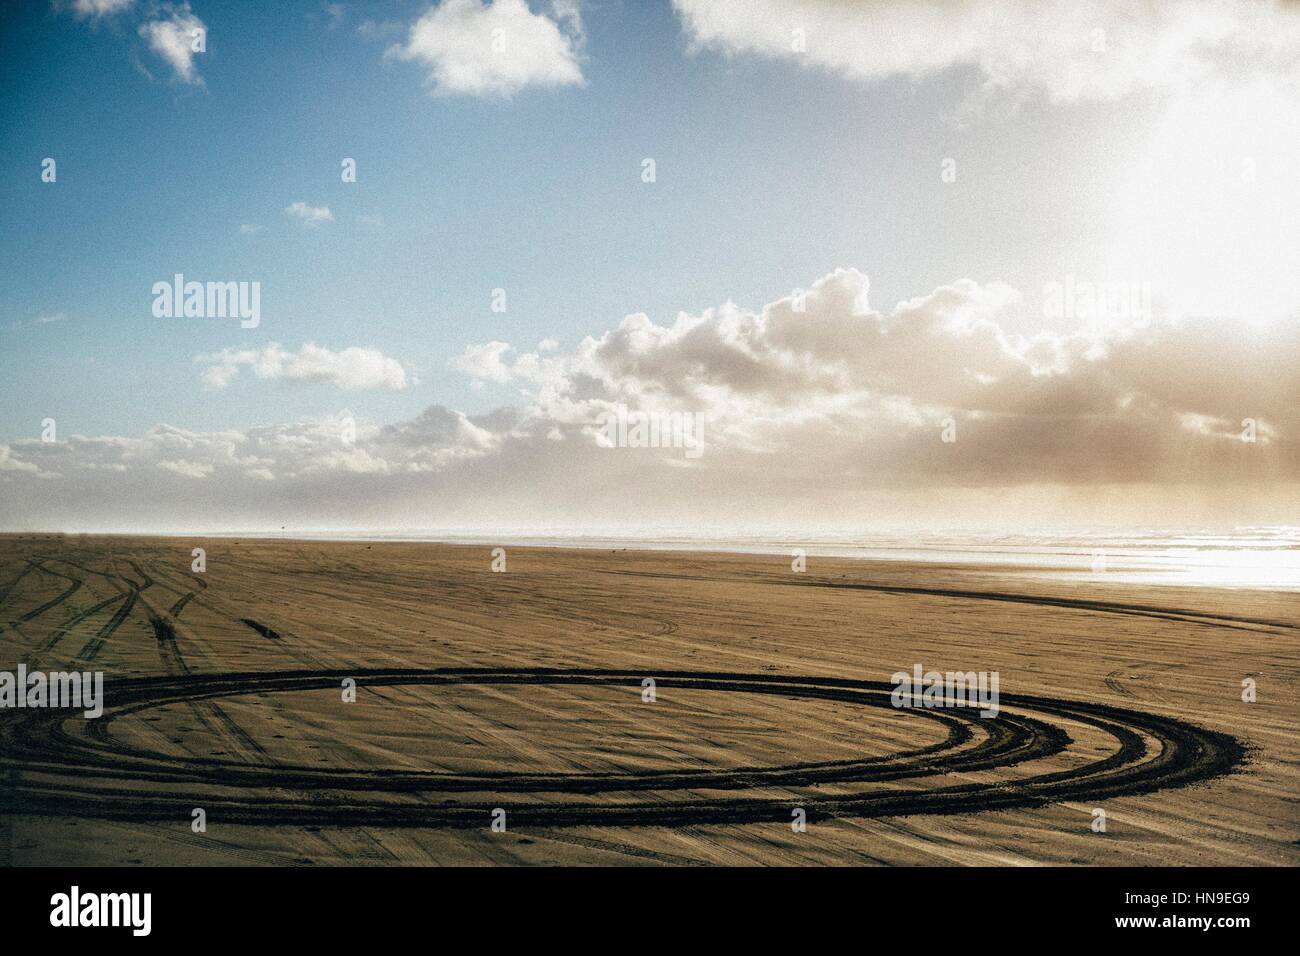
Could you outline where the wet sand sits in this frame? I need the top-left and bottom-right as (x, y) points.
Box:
(0, 534), (1295, 866)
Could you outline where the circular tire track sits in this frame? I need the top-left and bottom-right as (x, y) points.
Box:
(0, 668), (1243, 828)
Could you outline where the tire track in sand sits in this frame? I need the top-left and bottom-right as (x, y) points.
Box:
(0, 669), (1244, 829)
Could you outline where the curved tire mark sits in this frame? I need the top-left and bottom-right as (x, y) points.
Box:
(0, 668), (1244, 829)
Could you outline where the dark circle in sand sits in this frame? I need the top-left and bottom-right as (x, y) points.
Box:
(0, 668), (1243, 828)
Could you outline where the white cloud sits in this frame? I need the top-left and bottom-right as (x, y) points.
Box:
(358, 18), (404, 40)
(673, 0), (1300, 103)
(0, 411), (499, 499)
(285, 201), (333, 227)
(9, 311), (67, 331)
(0, 445), (41, 475)
(195, 343), (411, 391)
(450, 340), (513, 383)
(238, 223), (264, 234)
(138, 3), (207, 85)
(157, 459), (213, 479)
(389, 0), (585, 98)
(72, 0), (134, 18)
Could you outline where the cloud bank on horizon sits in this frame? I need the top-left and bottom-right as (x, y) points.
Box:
(4, 269), (1295, 532)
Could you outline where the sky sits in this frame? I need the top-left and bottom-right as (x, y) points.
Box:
(0, 0), (1297, 534)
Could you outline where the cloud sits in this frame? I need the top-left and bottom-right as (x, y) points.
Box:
(238, 223), (264, 234)
(9, 312), (67, 331)
(449, 267), (1298, 486)
(71, 0), (134, 18)
(0, 445), (41, 475)
(138, 3), (207, 85)
(357, 18), (404, 40)
(284, 201), (333, 227)
(157, 459), (213, 479)
(195, 343), (411, 391)
(450, 340), (513, 383)
(5, 270), (1295, 532)
(0, 411), (502, 515)
(64, 1), (203, 84)
(37, 312), (67, 324)
(389, 0), (585, 98)
(673, 0), (1300, 104)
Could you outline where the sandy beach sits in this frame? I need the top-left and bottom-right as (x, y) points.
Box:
(0, 534), (1295, 866)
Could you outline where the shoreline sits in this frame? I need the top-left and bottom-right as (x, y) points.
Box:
(2, 530), (1295, 592)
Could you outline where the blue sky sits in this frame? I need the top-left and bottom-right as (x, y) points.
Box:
(1, 0), (1147, 438)
(1, 1), (1296, 532)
